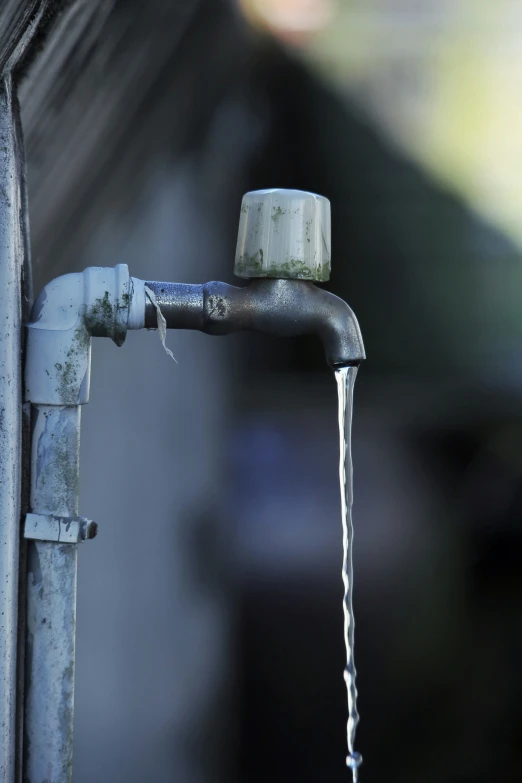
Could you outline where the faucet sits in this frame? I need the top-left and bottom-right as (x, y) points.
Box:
(143, 188), (364, 366)
(143, 277), (364, 367)
(22, 189), (365, 781)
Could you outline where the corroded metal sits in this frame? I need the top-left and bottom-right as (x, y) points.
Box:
(24, 405), (81, 783)
(144, 278), (365, 367)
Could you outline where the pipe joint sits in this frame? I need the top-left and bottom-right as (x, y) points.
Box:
(25, 264), (141, 405)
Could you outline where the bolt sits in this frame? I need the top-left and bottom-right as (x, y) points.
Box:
(80, 519), (98, 541)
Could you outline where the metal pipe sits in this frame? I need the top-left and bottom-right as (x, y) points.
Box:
(23, 265), (136, 782)
(0, 73), (24, 783)
(144, 278), (365, 367)
(143, 281), (204, 330)
(0, 8), (62, 775)
(24, 405), (81, 782)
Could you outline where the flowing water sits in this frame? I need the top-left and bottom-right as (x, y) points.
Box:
(335, 365), (362, 781)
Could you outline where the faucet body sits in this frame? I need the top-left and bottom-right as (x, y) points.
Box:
(144, 278), (365, 367)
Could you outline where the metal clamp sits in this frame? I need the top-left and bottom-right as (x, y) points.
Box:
(24, 513), (98, 543)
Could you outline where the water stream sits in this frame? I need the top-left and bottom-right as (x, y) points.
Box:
(335, 365), (362, 781)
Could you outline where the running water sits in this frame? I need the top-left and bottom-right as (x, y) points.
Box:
(335, 365), (362, 782)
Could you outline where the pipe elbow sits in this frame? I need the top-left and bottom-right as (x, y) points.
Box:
(25, 265), (134, 405)
(29, 272), (85, 332)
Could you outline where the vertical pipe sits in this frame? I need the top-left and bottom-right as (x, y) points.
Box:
(17, 80), (33, 783)
(0, 73), (24, 783)
(24, 405), (81, 783)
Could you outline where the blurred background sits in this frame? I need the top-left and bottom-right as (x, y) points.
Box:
(17, 0), (522, 780)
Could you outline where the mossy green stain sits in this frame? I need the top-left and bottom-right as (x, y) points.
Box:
(236, 254), (330, 281)
(235, 248), (266, 276)
(84, 292), (127, 345)
(55, 289), (132, 401)
(56, 325), (90, 404)
(271, 206), (285, 225)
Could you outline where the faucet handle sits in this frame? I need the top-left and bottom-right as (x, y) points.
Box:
(234, 188), (331, 282)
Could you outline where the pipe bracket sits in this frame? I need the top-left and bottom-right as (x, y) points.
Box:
(24, 513), (98, 543)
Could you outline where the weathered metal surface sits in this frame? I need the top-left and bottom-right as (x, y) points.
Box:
(0, 75), (25, 783)
(21, 264), (138, 779)
(144, 278), (366, 367)
(16, 403), (32, 783)
(24, 404), (81, 783)
(24, 514), (97, 544)
(0, 6), (69, 779)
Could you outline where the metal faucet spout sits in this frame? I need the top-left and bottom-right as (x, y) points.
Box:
(144, 278), (365, 367)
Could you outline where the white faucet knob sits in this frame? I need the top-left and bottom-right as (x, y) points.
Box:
(234, 188), (331, 281)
